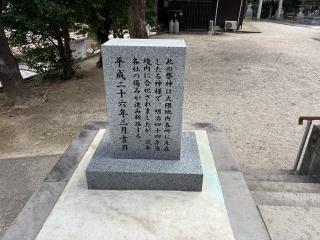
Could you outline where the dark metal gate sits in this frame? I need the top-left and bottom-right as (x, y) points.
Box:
(157, 0), (245, 31)
(168, 0), (216, 31)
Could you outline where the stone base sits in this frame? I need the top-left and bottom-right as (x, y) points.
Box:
(85, 131), (203, 191)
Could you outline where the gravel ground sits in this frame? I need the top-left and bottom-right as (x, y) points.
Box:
(177, 21), (320, 170)
(155, 22), (320, 169)
(1, 21), (320, 170)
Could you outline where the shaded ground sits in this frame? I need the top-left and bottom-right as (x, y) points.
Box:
(0, 154), (60, 236)
(1, 21), (320, 170)
(0, 56), (106, 158)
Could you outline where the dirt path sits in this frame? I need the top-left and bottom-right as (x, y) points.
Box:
(0, 56), (107, 157)
(1, 21), (320, 169)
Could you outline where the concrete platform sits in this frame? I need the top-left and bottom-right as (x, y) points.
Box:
(34, 129), (234, 240)
(2, 122), (270, 240)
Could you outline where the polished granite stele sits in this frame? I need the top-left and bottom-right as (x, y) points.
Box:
(102, 39), (186, 160)
(35, 130), (235, 240)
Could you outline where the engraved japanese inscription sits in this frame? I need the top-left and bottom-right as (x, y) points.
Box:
(102, 39), (186, 160)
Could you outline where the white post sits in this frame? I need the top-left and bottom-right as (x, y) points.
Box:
(213, 0), (220, 34)
(276, 0), (284, 20)
(257, 0), (263, 20)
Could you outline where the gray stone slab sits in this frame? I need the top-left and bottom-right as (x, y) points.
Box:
(258, 205), (320, 240)
(207, 131), (240, 171)
(102, 39), (186, 160)
(86, 131), (203, 191)
(244, 172), (320, 183)
(244, 169), (295, 176)
(251, 191), (320, 207)
(1, 182), (66, 240)
(45, 129), (98, 182)
(247, 181), (320, 193)
(218, 171), (270, 240)
(183, 122), (240, 171)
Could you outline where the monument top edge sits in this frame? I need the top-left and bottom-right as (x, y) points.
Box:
(103, 38), (186, 48)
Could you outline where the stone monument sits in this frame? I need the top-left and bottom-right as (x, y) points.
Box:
(86, 39), (203, 191)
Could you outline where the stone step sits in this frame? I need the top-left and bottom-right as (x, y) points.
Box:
(218, 171), (270, 240)
(244, 171), (320, 183)
(247, 181), (320, 193)
(251, 191), (320, 207)
(258, 205), (320, 240)
(243, 169), (296, 176)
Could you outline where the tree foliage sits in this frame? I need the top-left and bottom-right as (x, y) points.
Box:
(1, 0), (156, 105)
(304, 0), (320, 6)
(75, 0), (131, 67)
(284, 0), (302, 15)
(3, 0), (156, 73)
(3, 0), (77, 79)
(76, 0), (156, 66)
(146, 0), (157, 27)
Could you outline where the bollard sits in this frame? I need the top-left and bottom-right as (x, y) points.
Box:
(209, 20), (214, 31)
(174, 20), (179, 34)
(169, 20), (174, 34)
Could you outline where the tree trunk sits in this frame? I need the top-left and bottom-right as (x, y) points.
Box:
(0, 22), (30, 105)
(96, 17), (111, 69)
(96, 30), (109, 68)
(56, 35), (66, 67)
(128, 0), (148, 38)
(61, 16), (74, 79)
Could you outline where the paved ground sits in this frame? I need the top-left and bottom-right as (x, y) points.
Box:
(1, 21), (320, 169)
(0, 155), (59, 237)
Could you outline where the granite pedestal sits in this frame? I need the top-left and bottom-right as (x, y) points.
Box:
(86, 131), (203, 191)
